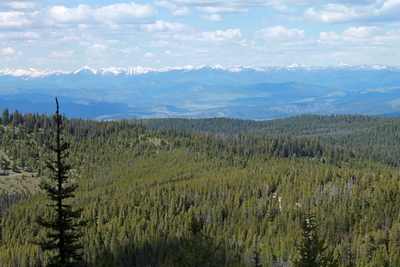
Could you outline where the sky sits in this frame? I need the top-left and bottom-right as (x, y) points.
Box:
(0, 0), (399, 71)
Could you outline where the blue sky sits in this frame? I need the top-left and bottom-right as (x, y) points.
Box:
(0, 0), (399, 70)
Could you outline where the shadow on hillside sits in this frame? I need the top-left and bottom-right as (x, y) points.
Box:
(88, 237), (182, 267)
(87, 228), (227, 267)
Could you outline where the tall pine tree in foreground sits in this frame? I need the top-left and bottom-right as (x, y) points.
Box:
(36, 98), (86, 266)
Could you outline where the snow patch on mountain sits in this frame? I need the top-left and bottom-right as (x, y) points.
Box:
(73, 66), (98, 75)
(389, 99), (400, 107)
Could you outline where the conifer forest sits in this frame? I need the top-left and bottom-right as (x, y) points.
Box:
(1, 106), (400, 266)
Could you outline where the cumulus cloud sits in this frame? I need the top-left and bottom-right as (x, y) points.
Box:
(374, 0), (400, 20)
(88, 44), (108, 53)
(173, 0), (266, 6)
(0, 11), (35, 27)
(319, 26), (399, 44)
(202, 29), (242, 42)
(47, 3), (157, 25)
(201, 14), (222, 22)
(1, 47), (15, 55)
(319, 31), (340, 41)
(0, 0), (398, 69)
(50, 50), (75, 58)
(175, 28), (242, 43)
(155, 0), (175, 10)
(172, 7), (191, 16)
(196, 6), (249, 14)
(5, 2), (37, 9)
(144, 52), (155, 58)
(315, 25), (400, 66)
(140, 20), (185, 33)
(0, 31), (40, 41)
(273, 5), (297, 14)
(0, 2), (188, 49)
(304, 0), (400, 23)
(155, 0), (191, 16)
(121, 47), (139, 54)
(255, 26), (305, 39)
(0, 2), (158, 29)
(342, 26), (385, 40)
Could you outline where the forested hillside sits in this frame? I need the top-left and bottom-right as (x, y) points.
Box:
(0, 109), (400, 266)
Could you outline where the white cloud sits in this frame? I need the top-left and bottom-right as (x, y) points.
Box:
(0, 3), (158, 30)
(172, 7), (191, 16)
(140, 20), (185, 33)
(201, 14), (222, 22)
(375, 0), (400, 19)
(148, 40), (170, 47)
(304, 0), (400, 23)
(0, 0), (398, 69)
(318, 26), (399, 44)
(48, 3), (157, 25)
(172, 0), (269, 6)
(155, 0), (176, 10)
(201, 29), (242, 42)
(313, 26), (400, 66)
(121, 47), (139, 53)
(196, 6), (249, 14)
(88, 44), (108, 53)
(304, 4), (361, 23)
(4, 56), (18, 62)
(155, 1), (191, 16)
(342, 26), (384, 40)
(0, 11), (34, 27)
(255, 26), (305, 39)
(1, 47), (15, 55)
(175, 28), (242, 43)
(0, 3), (187, 49)
(0, 46), (22, 62)
(0, 31), (40, 41)
(6, 2), (37, 9)
(144, 52), (155, 58)
(50, 50), (75, 58)
(273, 5), (297, 14)
(319, 31), (340, 41)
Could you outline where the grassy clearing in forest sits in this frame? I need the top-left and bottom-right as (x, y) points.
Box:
(0, 171), (39, 194)
(0, 149), (39, 194)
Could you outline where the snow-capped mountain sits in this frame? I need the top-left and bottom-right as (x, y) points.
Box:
(0, 68), (69, 78)
(0, 64), (399, 120)
(2, 64), (398, 79)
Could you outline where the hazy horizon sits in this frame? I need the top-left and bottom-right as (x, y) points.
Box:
(0, 0), (399, 71)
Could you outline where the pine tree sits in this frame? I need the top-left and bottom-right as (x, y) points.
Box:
(252, 242), (262, 267)
(291, 205), (338, 267)
(36, 98), (86, 267)
(2, 107), (9, 125)
(173, 215), (223, 267)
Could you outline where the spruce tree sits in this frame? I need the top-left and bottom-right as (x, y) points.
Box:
(1, 107), (9, 125)
(36, 98), (86, 267)
(291, 205), (338, 267)
(173, 215), (222, 267)
(251, 243), (262, 267)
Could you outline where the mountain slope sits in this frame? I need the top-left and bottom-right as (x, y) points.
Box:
(0, 64), (399, 119)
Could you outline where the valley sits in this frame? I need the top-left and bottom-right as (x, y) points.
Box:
(1, 64), (399, 120)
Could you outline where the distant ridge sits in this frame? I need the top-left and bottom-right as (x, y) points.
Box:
(0, 64), (399, 120)
(1, 64), (398, 79)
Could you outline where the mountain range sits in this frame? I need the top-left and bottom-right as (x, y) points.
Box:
(1, 64), (399, 120)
